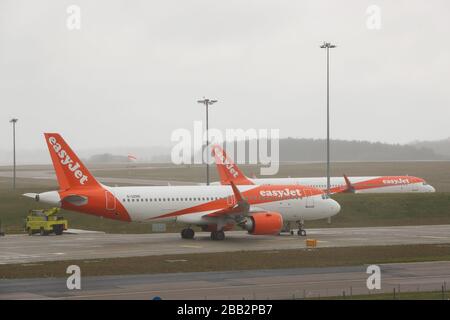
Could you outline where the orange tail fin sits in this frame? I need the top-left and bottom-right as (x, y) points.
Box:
(44, 133), (101, 190)
(211, 144), (254, 185)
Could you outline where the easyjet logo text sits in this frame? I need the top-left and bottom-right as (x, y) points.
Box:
(48, 136), (88, 185)
(260, 189), (303, 198)
(382, 178), (409, 185)
(214, 148), (239, 178)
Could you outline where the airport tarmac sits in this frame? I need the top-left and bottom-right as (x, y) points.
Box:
(1, 225), (450, 264)
(0, 261), (449, 299)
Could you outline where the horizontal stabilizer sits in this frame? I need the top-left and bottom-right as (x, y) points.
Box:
(61, 194), (88, 206)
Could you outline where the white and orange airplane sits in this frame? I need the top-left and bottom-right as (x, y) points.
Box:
(23, 134), (340, 240)
(211, 145), (436, 194)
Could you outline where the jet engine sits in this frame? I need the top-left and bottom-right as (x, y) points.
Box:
(240, 212), (283, 235)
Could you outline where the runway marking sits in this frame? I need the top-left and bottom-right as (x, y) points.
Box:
(180, 245), (203, 249)
(419, 236), (450, 240)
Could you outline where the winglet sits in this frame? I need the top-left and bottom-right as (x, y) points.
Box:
(204, 181), (250, 218)
(229, 181), (250, 213)
(343, 174), (355, 193)
(229, 181), (244, 202)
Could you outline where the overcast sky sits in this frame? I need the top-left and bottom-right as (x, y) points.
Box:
(1, 0), (449, 154)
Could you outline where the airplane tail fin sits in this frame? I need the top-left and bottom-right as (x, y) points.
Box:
(211, 145), (254, 185)
(44, 133), (101, 190)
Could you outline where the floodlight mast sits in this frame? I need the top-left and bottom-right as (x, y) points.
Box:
(197, 98), (218, 185)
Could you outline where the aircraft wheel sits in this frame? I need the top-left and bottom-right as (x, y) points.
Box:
(211, 230), (225, 241)
(181, 228), (194, 239)
(297, 229), (307, 237)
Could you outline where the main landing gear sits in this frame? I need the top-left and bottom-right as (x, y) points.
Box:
(181, 228), (195, 239)
(296, 220), (307, 237)
(210, 230), (225, 241)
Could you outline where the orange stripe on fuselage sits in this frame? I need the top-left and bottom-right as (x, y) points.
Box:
(149, 185), (323, 220)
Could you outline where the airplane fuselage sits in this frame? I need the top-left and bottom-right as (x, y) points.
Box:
(38, 184), (340, 225)
(236, 176), (435, 193)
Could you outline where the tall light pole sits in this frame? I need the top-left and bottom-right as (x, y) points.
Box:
(320, 42), (336, 196)
(197, 97), (218, 185)
(9, 118), (18, 190)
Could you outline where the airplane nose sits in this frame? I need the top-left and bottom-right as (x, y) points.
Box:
(329, 199), (341, 216)
(429, 185), (436, 192)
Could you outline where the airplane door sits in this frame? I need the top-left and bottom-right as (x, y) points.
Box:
(105, 190), (116, 211)
(305, 190), (315, 208)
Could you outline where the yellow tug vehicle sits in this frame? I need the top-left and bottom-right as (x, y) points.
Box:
(25, 208), (68, 236)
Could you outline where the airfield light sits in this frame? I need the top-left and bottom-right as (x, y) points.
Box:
(197, 98), (218, 186)
(320, 42), (337, 197)
(9, 118), (18, 190)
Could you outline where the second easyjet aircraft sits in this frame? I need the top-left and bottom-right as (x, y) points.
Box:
(211, 145), (436, 194)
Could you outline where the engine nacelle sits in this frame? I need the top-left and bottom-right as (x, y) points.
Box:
(241, 212), (283, 235)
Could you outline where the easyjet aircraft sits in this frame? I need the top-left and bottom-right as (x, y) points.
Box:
(23, 134), (340, 240)
(211, 145), (436, 194)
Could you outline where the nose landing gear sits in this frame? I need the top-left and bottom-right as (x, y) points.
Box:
(297, 220), (307, 236)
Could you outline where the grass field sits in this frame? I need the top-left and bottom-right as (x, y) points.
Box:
(1, 161), (450, 234)
(1, 243), (449, 279)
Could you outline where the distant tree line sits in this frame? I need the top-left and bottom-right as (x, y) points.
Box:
(220, 138), (446, 162)
(87, 138), (449, 164)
